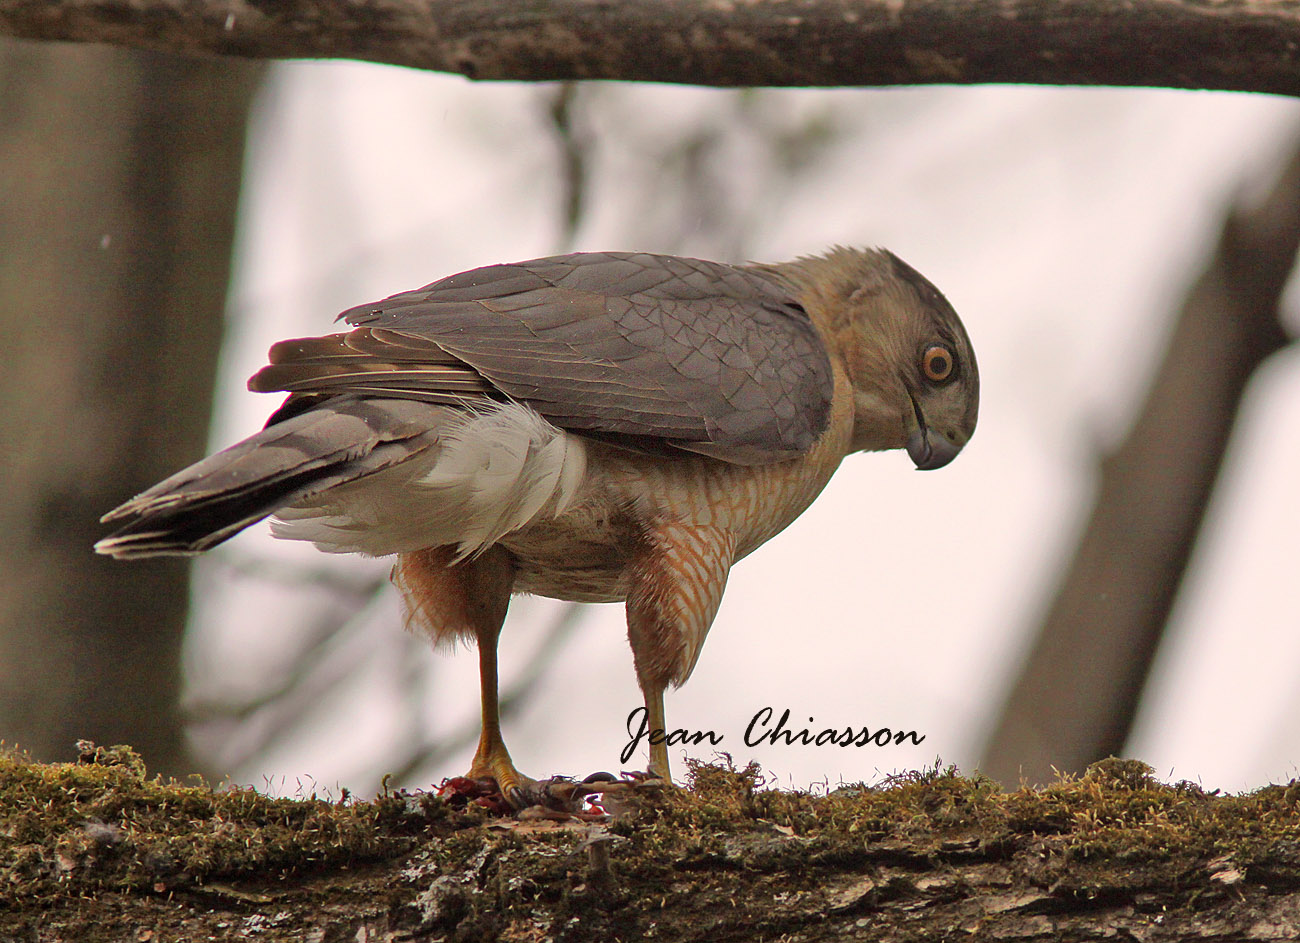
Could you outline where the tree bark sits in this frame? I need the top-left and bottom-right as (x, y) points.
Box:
(0, 39), (261, 774)
(6, 749), (1300, 942)
(980, 136), (1300, 788)
(2, 0), (1300, 94)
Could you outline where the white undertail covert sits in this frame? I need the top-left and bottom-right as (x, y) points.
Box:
(271, 402), (589, 560)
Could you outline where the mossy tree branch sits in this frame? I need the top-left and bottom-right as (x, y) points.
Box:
(6, 747), (1300, 942)
(2, 0), (1300, 94)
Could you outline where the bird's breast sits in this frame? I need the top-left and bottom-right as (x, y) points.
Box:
(506, 364), (856, 602)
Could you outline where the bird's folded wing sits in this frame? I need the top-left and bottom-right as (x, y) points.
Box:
(250, 252), (834, 465)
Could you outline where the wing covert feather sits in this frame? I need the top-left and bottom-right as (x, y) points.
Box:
(330, 252), (833, 464)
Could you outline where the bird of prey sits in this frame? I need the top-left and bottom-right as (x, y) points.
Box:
(97, 248), (978, 806)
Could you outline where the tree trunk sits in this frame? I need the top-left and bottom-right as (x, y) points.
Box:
(980, 136), (1299, 787)
(0, 38), (261, 774)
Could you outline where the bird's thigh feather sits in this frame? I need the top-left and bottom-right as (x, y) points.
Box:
(394, 545), (513, 649)
(626, 523), (737, 690)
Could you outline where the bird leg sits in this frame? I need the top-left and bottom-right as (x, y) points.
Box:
(464, 601), (531, 805)
(626, 522), (736, 782)
(640, 681), (672, 781)
(396, 545), (534, 806)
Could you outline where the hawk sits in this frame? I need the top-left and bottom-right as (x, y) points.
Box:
(97, 248), (978, 806)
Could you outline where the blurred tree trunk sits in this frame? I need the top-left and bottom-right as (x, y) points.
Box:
(0, 39), (261, 774)
(981, 138), (1300, 787)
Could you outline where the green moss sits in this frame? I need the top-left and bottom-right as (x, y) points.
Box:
(601, 753), (1300, 892)
(5, 743), (1300, 933)
(0, 742), (434, 903)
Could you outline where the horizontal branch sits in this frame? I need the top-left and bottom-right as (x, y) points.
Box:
(10, 749), (1300, 940)
(2, 0), (1300, 94)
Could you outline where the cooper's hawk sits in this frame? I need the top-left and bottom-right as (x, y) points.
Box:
(97, 248), (978, 806)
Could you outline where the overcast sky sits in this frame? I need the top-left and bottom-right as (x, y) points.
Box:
(186, 63), (1300, 796)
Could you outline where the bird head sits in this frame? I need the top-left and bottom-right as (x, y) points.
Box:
(768, 247), (979, 469)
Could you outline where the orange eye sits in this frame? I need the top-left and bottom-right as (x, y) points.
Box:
(922, 345), (954, 383)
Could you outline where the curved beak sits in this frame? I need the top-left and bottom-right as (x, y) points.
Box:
(908, 427), (961, 470)
(907, 394), (963, 471)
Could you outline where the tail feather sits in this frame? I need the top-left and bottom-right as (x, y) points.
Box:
(95, 396), (440, 559)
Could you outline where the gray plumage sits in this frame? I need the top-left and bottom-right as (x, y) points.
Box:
(264, 252), (833, 463)
(96, 397), (442, 557)
(96, 249), (975, 562)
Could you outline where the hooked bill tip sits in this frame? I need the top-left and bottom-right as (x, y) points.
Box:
(908, 428), (961, 470)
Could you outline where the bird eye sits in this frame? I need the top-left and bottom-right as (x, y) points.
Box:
(922, 345), (955, 383)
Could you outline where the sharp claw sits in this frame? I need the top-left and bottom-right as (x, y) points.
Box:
(504, 785), (531, 810)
